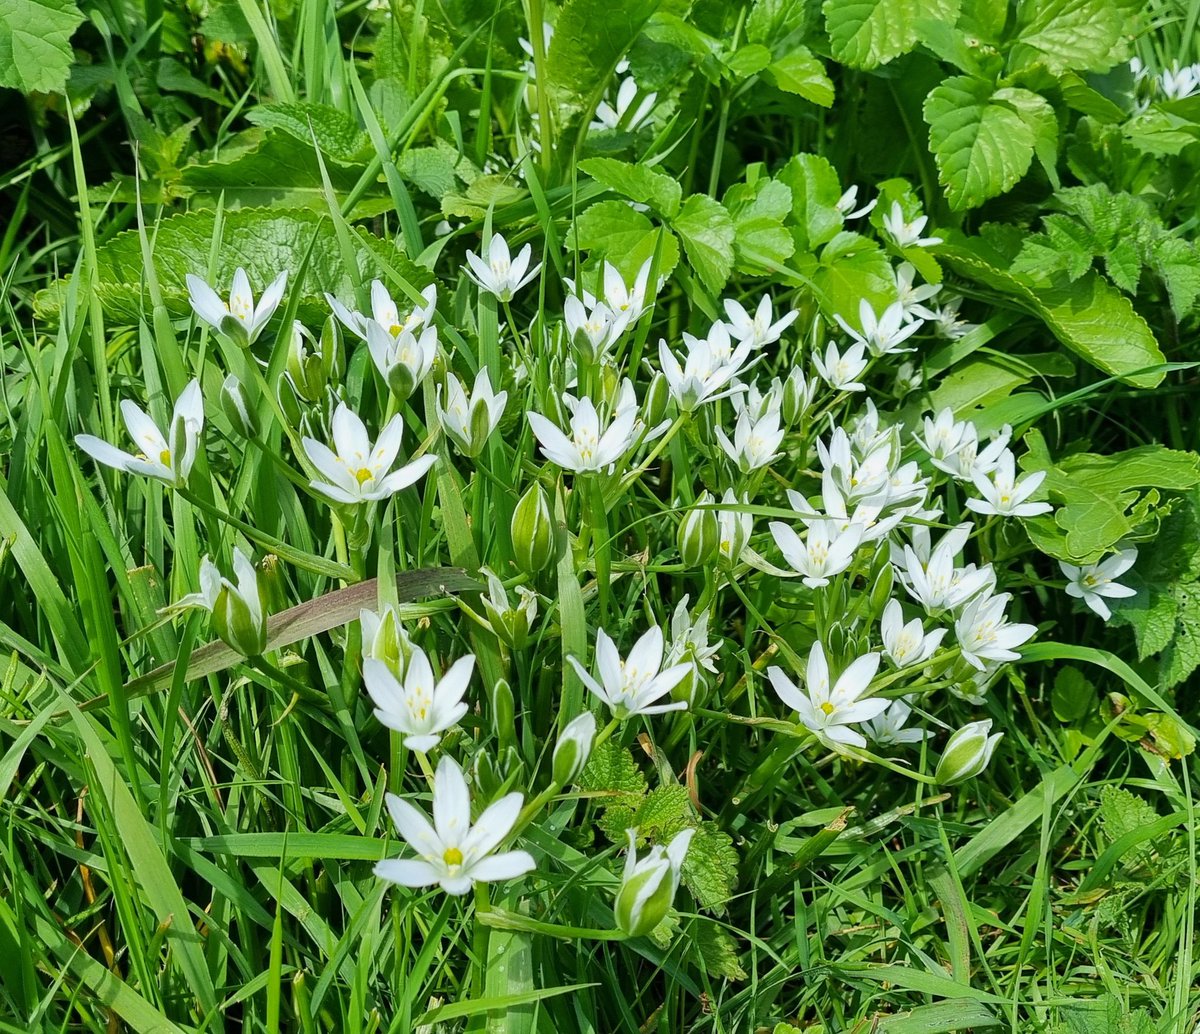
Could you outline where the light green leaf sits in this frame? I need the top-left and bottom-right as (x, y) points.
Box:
(808, 231), (896, 324)
(245, 103), (370, 163)
(723, 178), (795, 274)
(570, 200), (681, 281)
(824, 0), (961, 69)
(694, 923), (747, 981)
(578, 157), (682, 218)
(681, 822), (738, 914)
(0, 0), (84, 93)
(777, 152), (843, 252)
(1008, 0), (1128, 76)
(765, 46), (834, 106)
(924, 76), (1037, 209)
(673, 194), (736, 294)
(746, 0), (812, 44)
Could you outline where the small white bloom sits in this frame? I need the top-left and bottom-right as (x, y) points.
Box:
(715, 408), (785, 472)
(76, 379), (204, 487)
(302, 402), (437, 504)
(527, 384), (644, 473)
(770, 520), (863, 588)
(363, 647), (473, 752)
(464, 233), (542, 302)
(881, 201), (942, 248)
(614, 827), (693, 936)
(930, 296), (977, 340)
(1159, 64), (1199, 100)
(914, 408), (970, 464)
(480, 568), (539, 648)
(863, 696), (929, 746)
(722, 295), (798, 350)
(929, 421), (1011, 482)
(881, 598), (946, 668)
(186, 267), (287, 346)
(565, 259), (656, 324)
(836, 185), (877, 219)
(893, 263), (941, 322)
(437, 368), (508, 458)
(665, 596), (722, 674)
(730, 378), (783, 423)
(564, 294), (626, 360)
(367, 321), (438, 400)
(812, 340), (869, 392)
(835, 298), (922, 357)
(767, 643), (885, 749)
(955, 591), (1037, 670)
(327, 281), (437, 342)
(177, 547), (266, 657)
(658, 327), (755, 412)
(568, 626), (690, 719)
(894, 524), (995, 614)
(591, 77), (657, 132)
(376, 755), (535, 896)
(965, 450), (1051, 518)
(1059, 548), (1138, 621)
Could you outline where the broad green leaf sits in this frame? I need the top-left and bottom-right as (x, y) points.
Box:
(924, 76), (1036, 209)
(579, 740), (647, 797)
(746, 0), (812, 43)
(939, 236), (1166, 386)
(673, 194), (736, 294)
(571, 200), (680, 281)
(681, 822), (738, 914)
(35, 207), (433, 326)
(694, 923), (747, 981)
(546, 0), (662, 120)
(1008, 0), (1128, 76)
(777, 152), (843, 252)
(806, 231), (896, 324)
(824, 0), (961, 70)
(245, 103), (371, 163)
(0, 0), (84, 93)
(723, 178), (795, 274)
(725, 43), (773, 79)
(765, 46), (834, 106)
(578, 157), (682, 218)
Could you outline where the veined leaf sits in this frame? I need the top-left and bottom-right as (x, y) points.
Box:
(924, 76), (1037, 209)
(1008, 0), (1129, 76)
(578, 157), (682, 218)
(673, 194), (736, 294)
(825, 0), (961, 70)
(0, 0), (83, 93)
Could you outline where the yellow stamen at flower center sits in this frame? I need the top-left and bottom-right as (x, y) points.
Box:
(443, 846), (464, 867)
(820, 701), (835, 716)
(159, 449), (172, 466)
(354, 468), (374, 485)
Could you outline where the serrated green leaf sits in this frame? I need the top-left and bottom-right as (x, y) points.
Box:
(1009, 0), (1128, 76)
(1151, 235), (1200, 318)
(632, 785), (691, 838)
(1098, 786), (1159, 868)
(723, 178), (795, 274)
(396, 143), (468, 199)
(246, 103), (370, 163)
(681, 822), (737, 915)
(0, 0), (84, 93)
(694, 923), (747, 981)
(939, 235), (1165, 386)
(924, 76), (1037, 209)
(777, 152), (844, 252)
(579, 740), (647, 797)
(578, 157), (682, 218)
(673, 194), (736, 294)
(746, 0), (812, 44)
(809, 231), (896, 324)
(765, 47), (834, 106)
(824, 0), (960, 70)
(34, 207), (432, 326)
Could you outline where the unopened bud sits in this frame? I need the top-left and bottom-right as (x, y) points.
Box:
(511, 483), (555, 575)
(642, 371), (670, 427)
(614, 828), (694, 937)
(552, 711), (597, 785)
(935, 720), (1003, 784)
(220, 374), (258, 438)
(677, 492), (718, 568)
(287, 321), (328, 402)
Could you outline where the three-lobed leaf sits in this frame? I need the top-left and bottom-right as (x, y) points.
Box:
(0, 0), (84, 94)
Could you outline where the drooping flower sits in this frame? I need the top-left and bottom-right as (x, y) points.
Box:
(464, 233), (542, 302)
(302, 402), (436, 504)
(568, 626), (690, 719)
(591, 77), (657, 132)
(186, 268), (288, 347)
(177, 547), (267, 657)
(76, 379), (204, 487)
(437, 368), (508, 458)
(863, 696), (930, 747)
(881, 201), (942, 248)
(613, 827), (693, 937)
(1059, 548), (1138, 621)
(363, 648), (473, 752)
(965, 450), (1051, 518)
(376, 756), (535, 896)
(767, 643), (885, 748)
(836, 185), (877, 219)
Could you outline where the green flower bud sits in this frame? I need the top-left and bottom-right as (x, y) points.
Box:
(204, 550), (267, 657)
(677, 492), (718, 568)
(287, 321), (329, 402)
(614, 828), (694, 938)
(490, 678), (515, 738)
(935, 720), (1003, 784)
(511, 483), (555, 575)
(277, 374), (304, 432)
(642, 371), (670, 427)
(868, 554), (894, 618)
(360, 604), (414, 678)
(552, 711), (597, 785)
(781, 367), (814, 426)
(480, 569), (538, 649)
(220, 374), (259, 438)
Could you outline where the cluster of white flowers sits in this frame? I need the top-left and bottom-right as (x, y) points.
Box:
(1130, 57), (1200, 102)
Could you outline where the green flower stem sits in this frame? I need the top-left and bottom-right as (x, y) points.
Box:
(616, 414), (690, 498)
(476, 907), (627, 942)
(587, 476), (612, 625)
